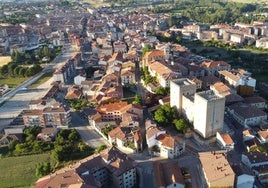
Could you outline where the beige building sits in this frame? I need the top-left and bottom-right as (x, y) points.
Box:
(170, 80), (225, 138)
(170, 79), (197, 115)
(35, 147), (137, 188)
(199, 151), (235, 188)
(194, 90), (225, 138)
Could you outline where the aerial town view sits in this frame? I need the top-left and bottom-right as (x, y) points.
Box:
(0, 0), (268, 187)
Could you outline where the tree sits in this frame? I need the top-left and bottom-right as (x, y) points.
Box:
(68, 129), (81, 142)
(155, 87), (169, 96)
(36, 162), (51, 178)
(154, 104), (178, 126)
(133, 95), (142, 105)
(142, 44), (151, 57)
(174, 119), (188, 133)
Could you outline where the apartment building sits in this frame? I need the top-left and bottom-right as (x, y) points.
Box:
(22, 106), (71, 128)
(199, 151), (235, 188)
(36, 147), (137, 188)
(97, 101), (143, 122)
(218, 69), (256, 89)
(194, 90), (225, 138)
(170, 79), (225, 138)
(200, 61), (231, 76)
(227, 103), (267, 127)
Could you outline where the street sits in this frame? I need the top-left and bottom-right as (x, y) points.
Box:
(0, 45), (78, 131)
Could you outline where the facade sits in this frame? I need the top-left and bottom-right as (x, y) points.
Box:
(22, 107), (71, 128)
(120, 68), (136, 85)
(194, 90), (225, 138)
(199, 151), (235, 188)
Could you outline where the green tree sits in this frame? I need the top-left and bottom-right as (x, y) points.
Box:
(174, 119), (188, 133)
(155, 87), (169, 96)
(36, 162), (51, 178)
(133, 95), (142, 105)
(142, 44), (151, 57)
(68, 129), (81, 142)
(154, 104), (178, 126)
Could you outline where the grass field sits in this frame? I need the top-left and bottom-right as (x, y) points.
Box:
(0, 153), (50, 188)
(29, 71), (53, 89)
(0, 56), (11, 67)
(0, 76), (28, 88)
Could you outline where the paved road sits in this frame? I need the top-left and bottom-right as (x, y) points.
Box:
(0, 45), (78, 130)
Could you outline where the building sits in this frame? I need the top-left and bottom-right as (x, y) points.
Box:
(194, 90), (225, 138)
(153, 161), (185, 188)
(35, 147), (137, 188)
(97, 101), (143, 122)
(120, 68), (136, 85)
(145, 120), (185, 159)
(218, 69), (256, 90)
(170, 78), (196, 115)
(170, 80), (225, 138)
(241, 152), (268, 184)
(200, 61), (231, 76)
(156, 133), (185, 159)
(22, 106), (71, 128)
(237, 174), (255, 188)
(216, 132), (234, 150)
(108, 126), (143, 152)
(258, 130), (268, 144)
(227, 103), (267, 127)
(142, 50), (165, 67)
(199, 151), (235, 188)
(244, 96), (267, 110)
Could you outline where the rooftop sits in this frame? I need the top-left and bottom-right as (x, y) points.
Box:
(199, 151), (235, 187)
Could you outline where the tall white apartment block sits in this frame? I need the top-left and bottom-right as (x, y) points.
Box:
(170, 79), (196, 114)
(194, 90), (225, 138)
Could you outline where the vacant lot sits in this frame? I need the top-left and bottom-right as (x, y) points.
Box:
(0, 56), (11, 67)
(0, 153), (50, 188)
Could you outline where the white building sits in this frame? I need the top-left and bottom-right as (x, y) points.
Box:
(237, 174), (255, 188)
(216, 132), (234, 150)
(256, 37), (268, 49)
(74, 74), (86, 85)
(228, 103), (267, 127)
(194, 90), (225, 138)
(170, 79), (196, 115)
(218, 69), (256, 89)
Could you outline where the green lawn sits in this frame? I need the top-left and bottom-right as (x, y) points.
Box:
(0, 153), (50, 188)
(0, 76), (29, 88)
(29, 71), (53, 89)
